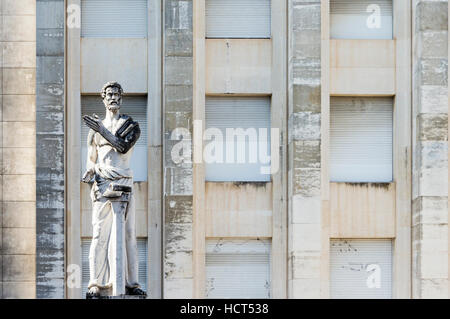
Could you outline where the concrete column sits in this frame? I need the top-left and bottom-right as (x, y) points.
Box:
(35, 0), (65, 298)
(1, 0), (37, 299)
(412, 0), (449, 298)
(287, 0), (322, 298)
(162, 0), (194, 298)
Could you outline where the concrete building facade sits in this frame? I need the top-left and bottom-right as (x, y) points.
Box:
(0, 0), (448, 299)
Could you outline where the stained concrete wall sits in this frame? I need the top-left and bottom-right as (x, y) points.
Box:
(0, 0), (37, 298)
(163, 0), (194, 298)
(35, 0), (65, 298)
(412, 0), (449, 298)
(287, 0), (322, 298)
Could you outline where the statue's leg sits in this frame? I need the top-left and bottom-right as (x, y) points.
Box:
(124, 194), (140, 289)
(88, 199), (113, 290)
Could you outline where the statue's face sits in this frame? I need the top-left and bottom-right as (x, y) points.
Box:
(103, 86), (121, 112)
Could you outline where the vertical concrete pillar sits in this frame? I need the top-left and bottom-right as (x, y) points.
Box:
(412, 0), (448, 298)
(287, 0), (322, 298)
(1, 0), (37, 299)
(35, 0), (65, 298)
(162, 0), (194, 298)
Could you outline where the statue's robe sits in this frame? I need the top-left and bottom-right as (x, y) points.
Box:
(87, 115), (140, 290)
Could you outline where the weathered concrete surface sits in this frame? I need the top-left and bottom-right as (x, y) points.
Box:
(35, 0), (65, 298)
(412, 0), (449, 299)
(287, 0), (322, 298)
(1, 0), (37, 299)
(163, 0), (194, 299)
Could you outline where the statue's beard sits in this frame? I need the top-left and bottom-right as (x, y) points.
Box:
(106, 101), (120, 112)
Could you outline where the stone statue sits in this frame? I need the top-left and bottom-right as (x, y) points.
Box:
(82, 81), (146, 298)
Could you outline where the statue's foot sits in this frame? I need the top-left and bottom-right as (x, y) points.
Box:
(86, 286), (100, 298)
(126, 286), (147, 296)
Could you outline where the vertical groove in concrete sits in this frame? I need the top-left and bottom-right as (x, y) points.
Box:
(287, 0), (322, 298)
(162, 0), (194, 298)
(35, 0), (65, 298)
(412, 0), (449, 298)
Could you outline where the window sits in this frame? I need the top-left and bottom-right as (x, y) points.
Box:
(81, 95), (148, 181)
(330, 239), (392, 298)
(81, 0), (148, 38)
(330, 0), (393, 39)
(206, 239), (271, 298)
(82, 238), (148, 293)
(205, 97), (271, 182)
(206, 0), (271, 38)
(330, 97), (393, 182)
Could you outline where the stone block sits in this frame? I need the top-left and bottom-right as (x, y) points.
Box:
(2, 148), (35, 174)
(416, 1), (448, 32)
(35, 83), (64, 112)
(165, 223), (192, 254)
(417, 113), (448, 141)
(419, 279), (448, 299)
(419, 58), (448, 86)
(1, 15), (36, 41)
(35, 208), (64, 250)
(292, 3), (321, 31)
(165, 29), (193, 57)
(36, 111), (64, 134)
(2, 68), (35, 94)
(293, 140), (321, 168)
(2, 227), (36, 254)
(164, 250), (193, 279)
(36, 135), (64, 170)
(290, 278), (321, 298)
(289, 223), (321, 252)
(164, 85), (193, 112)
(418, 31), (448, 58)
(2, 94), (36, 121)
(293, 168), (320, 196)
(164, 56), (193, 85)
(164, 168), (193, 195)
(36, 56), (64, 84)
(2, 0), (36, 15)
(164, 0), (193, 31)
(418, 167), (448, 197)
(412, 196), (448, 226)
(291, 251), (321, 279)
(36, 28), (64, 56)
(289, 112), (321, 142)
(2, 174), (36, 201)
(3, 121), (35, 148)
(2, 201), (35, 228)
(36, 0), (64, 29)
(165, 196), (193, 224)
(164, 278), (193, 299)
(292, 84), (321, 113)
(2, 42), (35, 68)
(2, 255), (36, 281)
(291, 195), (321, 224)
(2, 282), (36, 299)
(419, 85), (448, 113)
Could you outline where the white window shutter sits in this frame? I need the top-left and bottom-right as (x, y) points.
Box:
(82, 238), (148, 293)
(205, 97), (271, 182)
(330, 239), (393, 299)
(330, 97), (393, 182)
(330, 0), (393, 39)
(206, 239), (271, 299)
(81, 95), (148, 181)
(206, 0), (271, 38)
(81, 0), (148, 38)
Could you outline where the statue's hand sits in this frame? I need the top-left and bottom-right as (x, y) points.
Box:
(83, 114), (105, 134)
(82, 168), (95, 183)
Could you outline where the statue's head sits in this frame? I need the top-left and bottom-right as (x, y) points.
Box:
(101, 81), (123, 112)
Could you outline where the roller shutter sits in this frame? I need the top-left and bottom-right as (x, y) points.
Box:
(330, 0), (393, 39)
(206, 0), (271, 38)
(81, 95), (148, 181)
(81, 0), (147, 38)
(82, 238), (148, 293)
(330, 239), (392, 299)
(206, 239), (271, 298)
(330, 97), (393, 182)
(205, 97), (271, 182)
